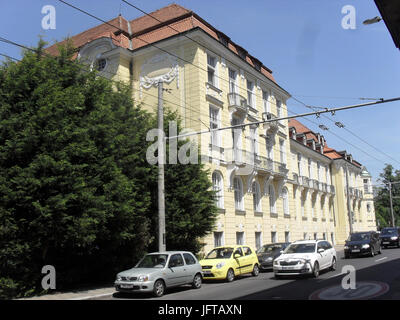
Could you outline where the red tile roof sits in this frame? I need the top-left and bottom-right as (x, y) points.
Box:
(289, 119), (362, 167)
(46, 4), (276, 83)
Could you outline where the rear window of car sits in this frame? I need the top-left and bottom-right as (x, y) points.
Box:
(381, 228), (399, 235)
(183, 253), (197, 265)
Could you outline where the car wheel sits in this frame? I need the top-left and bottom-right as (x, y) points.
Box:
(226, 268), (235, 282)
(312, 262), (319, 278)
(153, 279), (165, 297)
(252, 264), (260, 277)
(330, 257), (337, 271)
(370, 248), (375, 257)
(192, 273), (202, 289)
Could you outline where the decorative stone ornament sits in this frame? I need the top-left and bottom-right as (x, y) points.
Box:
(139, 53), (179, 97)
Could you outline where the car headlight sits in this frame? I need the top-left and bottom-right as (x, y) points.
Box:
(116, 275), (122, 281)
(138, 275), (149, 282)
(391, 236), (398, 240)
(273, 260), (280, 266)
(362, 244), (370, 249)
(344, 246), (349, 249)
(216, 262), (225, 269)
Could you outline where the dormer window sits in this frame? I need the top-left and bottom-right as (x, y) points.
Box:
(237, 46), (247, 60)
(217, 32), (229, 47)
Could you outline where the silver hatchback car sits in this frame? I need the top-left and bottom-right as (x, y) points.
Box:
(115, 251), (203, 297)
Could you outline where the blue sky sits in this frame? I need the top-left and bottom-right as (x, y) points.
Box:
(1, 0), (399, 184)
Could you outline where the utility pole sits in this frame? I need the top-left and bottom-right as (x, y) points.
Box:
(345, 164), (353, 235)
(387, 181), (397, 227)
(158, 81), (166, 252)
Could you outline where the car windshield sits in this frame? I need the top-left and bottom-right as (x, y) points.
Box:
(257, 244), (282, 254)
(135, 254), (168, 268)
(348, 233), (370, 241)
(381, 228), (398, 235)
(205, 248), (234, 259)
(285, 243), (315, 253)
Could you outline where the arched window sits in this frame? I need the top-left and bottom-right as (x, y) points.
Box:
(233, 177), (244, 210)
(252, 181), (262, 212)
(269, 184), (276, 214)
(282, 187), (289, 216)
(212, 171), (224, 209)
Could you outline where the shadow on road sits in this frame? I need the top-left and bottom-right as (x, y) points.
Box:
(234, 257), (400, 300)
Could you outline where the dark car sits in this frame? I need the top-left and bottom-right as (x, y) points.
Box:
(380, 227), (400, 248)
(256, 243), (290, 271)
(344, 231), (381, 258)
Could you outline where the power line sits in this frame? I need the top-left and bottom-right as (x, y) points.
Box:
(291, 95), (400, 166)
(57, 0), (290, 112)
(166, 97), (400, 140)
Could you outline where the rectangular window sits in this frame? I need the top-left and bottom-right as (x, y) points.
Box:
(276, 99), (283, 123)
(262, 90), (270, 113)
(209, 106), (220, 147)
(303, 232), (308, 240)
(228, 68), (237, 94)
(236, 232), (244, 245)
(247, 80), (255, 108)
(285, 231), (290, 243)
(308, 158), (312, 178)
(255, 232), (262, 250)
(331, 233), (335, 245)
(207, 54), (217, 87)
(314, 233), (318, 240)
(271, 231), (277, 243)
(214, 232), (224, 247)
(279, 139), (286, 164)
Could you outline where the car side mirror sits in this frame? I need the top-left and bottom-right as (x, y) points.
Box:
(233, 253), (240, 259)
(318, 248), (325, 254)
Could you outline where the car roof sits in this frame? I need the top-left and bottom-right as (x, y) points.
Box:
(146, 251), (194, 255)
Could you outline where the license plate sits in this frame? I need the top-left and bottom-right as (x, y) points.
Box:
(282, 266), (295, 270)
(383, 242), (389, 244)
(203, 272), (212, 276)
(352, 249), (360, 253)
(120, 284), (133, 289)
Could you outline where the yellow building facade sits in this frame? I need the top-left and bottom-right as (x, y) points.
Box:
(54, 4), (377, 252)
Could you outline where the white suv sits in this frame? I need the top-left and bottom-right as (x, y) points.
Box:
(273, 240), (337, 278)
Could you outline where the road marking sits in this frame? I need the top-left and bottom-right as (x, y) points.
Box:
(310, 281), (389, 300)
(69, 292), (115, 300)
(375, 257), (388, 262)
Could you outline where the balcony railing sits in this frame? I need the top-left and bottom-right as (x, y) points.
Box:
(301, 176), (311, 188)
(262, 112), (279, 132)
(228, 93), (248, 115)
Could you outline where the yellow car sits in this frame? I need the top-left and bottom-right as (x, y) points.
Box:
(199, 245), (260, 282)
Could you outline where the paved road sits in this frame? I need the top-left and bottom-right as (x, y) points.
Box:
(95, 247), (400, 300)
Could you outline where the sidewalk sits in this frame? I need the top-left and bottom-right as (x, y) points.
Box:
(18, 285), (116, 300)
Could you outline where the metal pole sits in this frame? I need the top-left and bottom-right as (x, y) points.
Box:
(345, 164), (353, 235)
(388, 181), (395, 227)
(158, 81), (166, 252)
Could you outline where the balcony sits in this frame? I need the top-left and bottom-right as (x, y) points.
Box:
(228, 93), (248, 116)
(261, 112), (279, 133)
(301, 176), (311, 188)
(292, 173), (300, 185)
(329, 185), (335, 194)
(312, 179), (319, 190)
(227, 150), (287, 177)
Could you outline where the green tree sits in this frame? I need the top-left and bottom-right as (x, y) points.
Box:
(0, 41), (217, 298)
(374, 164), (400, 228)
